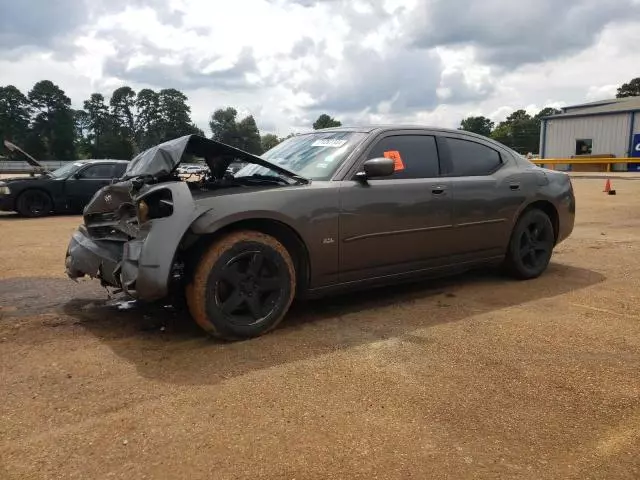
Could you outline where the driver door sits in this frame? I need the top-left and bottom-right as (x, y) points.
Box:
(338, 132), (454, 283)
(66, 163), (117, 211)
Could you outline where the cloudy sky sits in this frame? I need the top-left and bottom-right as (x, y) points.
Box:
(1, 0), (639, 136)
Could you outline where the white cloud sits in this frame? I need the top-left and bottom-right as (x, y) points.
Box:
(0, 0), (638, 135)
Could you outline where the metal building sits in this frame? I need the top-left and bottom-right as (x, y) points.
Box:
(540, 96), (640, 171)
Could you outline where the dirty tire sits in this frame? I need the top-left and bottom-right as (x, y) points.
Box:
(16, 189), (53, 217)
(185, 230), (296, 340)
(504, 208), (555, 280)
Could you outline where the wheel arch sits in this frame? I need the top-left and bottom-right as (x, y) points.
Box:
(182, 215), (311, 296)
(515, 200), (560, 243)
(15, 187), (54, 214)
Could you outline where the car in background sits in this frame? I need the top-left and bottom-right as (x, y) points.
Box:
(65, 127), (575, 340)
(177, 164), (208, 176)
(0, 159), (129, 217)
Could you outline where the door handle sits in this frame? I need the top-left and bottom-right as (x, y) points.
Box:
(431, 186), (446, 195)
(509, 183), (521, 191)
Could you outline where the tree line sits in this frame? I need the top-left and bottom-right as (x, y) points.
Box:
(1, 77), (637, 160)
(459, 108), (560, 154)
(459, 77), (640, 154)
(0, 80), (344, 161)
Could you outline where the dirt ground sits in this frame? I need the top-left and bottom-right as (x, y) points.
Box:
(1, 177), (639, 479)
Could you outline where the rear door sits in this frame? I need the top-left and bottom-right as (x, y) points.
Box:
(338, 131), (454, 283)
(439, 134), (526, 260)
(66, 163), (118, 211)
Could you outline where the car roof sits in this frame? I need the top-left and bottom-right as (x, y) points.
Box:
(310, 124), (500, 142)
(79, 159), (129, 164)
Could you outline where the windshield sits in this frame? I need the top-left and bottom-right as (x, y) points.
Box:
(49, 162), (86, 179)
(234, 131), (367, 181)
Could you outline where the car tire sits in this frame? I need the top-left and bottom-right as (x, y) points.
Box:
(16, 190), (53, 217)
(504, 209), (555, 280)
(185, 230), (297, 340)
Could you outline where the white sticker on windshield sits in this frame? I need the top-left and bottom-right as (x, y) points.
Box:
(311, 139), (347, 148)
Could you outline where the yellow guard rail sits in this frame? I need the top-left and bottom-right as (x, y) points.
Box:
(531, 158), (639, 172)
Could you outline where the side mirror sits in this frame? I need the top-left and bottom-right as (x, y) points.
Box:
(356, 157), (395, 180)
(73, 173), (82, 179)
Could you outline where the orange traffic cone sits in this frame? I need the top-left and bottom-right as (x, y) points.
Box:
(604, 179), (616, 195)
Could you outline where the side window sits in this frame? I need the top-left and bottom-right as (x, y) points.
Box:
(446, 138), (502, 176)
(79, 164), (115, 179)
(366, 135), (440, 179)
(113, 163), (127, 178)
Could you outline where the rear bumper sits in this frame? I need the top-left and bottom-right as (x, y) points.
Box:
(556, 188), (576, 245)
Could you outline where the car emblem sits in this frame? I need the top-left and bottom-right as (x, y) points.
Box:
(104, 194), (112, 204)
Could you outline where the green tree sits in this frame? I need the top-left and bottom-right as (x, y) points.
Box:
(312, 114), (341, 130)
(489, 107), (562, 154)
(73, 109), (92, 158)
(0, 86), (31, 149)
(135, 88), (162, 150)
(534, 107), (562, 120)
(83, 93), (110, 149)
(236, 115), (262, 154)
(110, 86), (137, 152)
(157, 88), (201, 142)
(490, 122), (511, 146)
(490, 109), (539, 154)
(459, 116), (494, 137)
(261, 133), (281, 152)
(210, 107), (240, 145)
(80, 93), (135, 159)
(209, 107), (263, 153)
(28, 80), (76, 159)
(616, 78), (640, 98)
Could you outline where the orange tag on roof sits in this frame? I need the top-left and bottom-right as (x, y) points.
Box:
(383, 150), (404, 171)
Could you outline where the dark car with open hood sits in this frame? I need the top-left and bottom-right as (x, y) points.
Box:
(0, 141), (129, 217)
(65, 126), (575, 340)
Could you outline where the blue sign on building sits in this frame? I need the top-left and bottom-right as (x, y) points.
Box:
(632, 133), (640, 158)
(628, 133), (640, 171)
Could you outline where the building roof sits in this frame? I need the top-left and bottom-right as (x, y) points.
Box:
(545, 96), (640, 119)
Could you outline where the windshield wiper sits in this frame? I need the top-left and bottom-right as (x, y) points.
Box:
(236, 174), (292, 186)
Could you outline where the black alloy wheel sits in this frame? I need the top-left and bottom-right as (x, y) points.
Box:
(518, 216), (554, 272)
(215, 250), (286, 326)
(186, 230), (296, 340)
(504, 209), (555, 280)
(16, 190), (53, 217)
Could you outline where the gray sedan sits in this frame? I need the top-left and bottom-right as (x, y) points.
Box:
(65, 126), (575, 340)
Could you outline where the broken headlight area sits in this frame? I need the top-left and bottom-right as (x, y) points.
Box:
(136, 188), (174, 224)
(85, 203), (139, 241)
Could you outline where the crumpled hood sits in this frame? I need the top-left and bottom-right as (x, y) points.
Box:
(124, 134), (308, 183)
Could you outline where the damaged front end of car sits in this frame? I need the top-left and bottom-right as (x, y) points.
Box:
(64, 134), (307, 302)
(65, 179), (203, 301)
(65, 180), (138, 291)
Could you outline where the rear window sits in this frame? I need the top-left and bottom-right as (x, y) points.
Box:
(446, 138), (502, 176)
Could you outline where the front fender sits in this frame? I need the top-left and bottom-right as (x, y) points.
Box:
(120, 182), (212, 301)
(189, 209), (298, 235)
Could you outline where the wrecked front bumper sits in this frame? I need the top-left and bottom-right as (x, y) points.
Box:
(64, 224), (157, 299)
(65, 221), (175, 302)
(65, 224), (123, 287)
(65, 180), (206, 302)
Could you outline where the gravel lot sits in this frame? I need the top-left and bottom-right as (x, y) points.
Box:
(1, 177), (639, 479)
